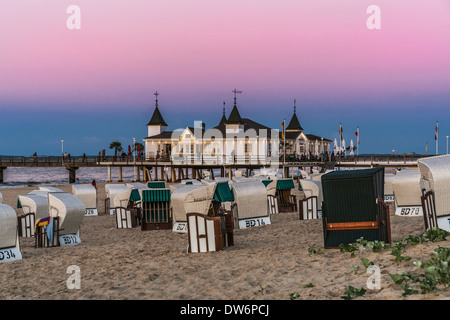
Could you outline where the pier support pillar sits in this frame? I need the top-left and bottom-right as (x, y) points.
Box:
(67, 167), (79, 184)
(171, 167), (175, 182)
(107, 166), (112, 182)
(134, 166), (141, 181)
(118, 166), (123, 182)
(228, 167), (232, 179)
(0, 167), (6, 183)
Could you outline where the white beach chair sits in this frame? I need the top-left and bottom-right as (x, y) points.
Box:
(418, 155), (450, 231)
(231, 181), (270, 229)
(392, 169), (423, 217)
(171, 184), (217, 233)
(299, 179), (323, 215)
(0, 192), (2, 204)
(17, 194), (49, 237)
(0, 204), (22, 263)
(187, 213), (224, 253)
(181, 179), (203, 185)
(72, 184), (98, 216)
(48, 192), (85, 246)
(105, 184), (129, 215)
(39, 186), (63, 192)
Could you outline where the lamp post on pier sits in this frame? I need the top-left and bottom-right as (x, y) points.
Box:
(61, 140), (64, 165)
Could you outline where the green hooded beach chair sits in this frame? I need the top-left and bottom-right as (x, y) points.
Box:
(141, 188), (172, 230)
(321, 167), (391, 248)
(275, 178), (297, 212)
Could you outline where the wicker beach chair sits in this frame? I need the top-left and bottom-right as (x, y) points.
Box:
(384, 173), (396, 203)
(47, 192), (85, 245)
(262, 178), (279, 214)
(275, 178), (297, 212)
(299, 196), (320, 220)
(0, 204), (22, 263)
(392, 169), (423, 216)
(39, 186), (63, 192)
(140, 188), (172, 230)
(231, 181), (270, 229)
(321, 167), (391, 248)
(17, 194), (49, 237)
(299, 179), (323, 213)
(171, 184), (217, 233)
(418, 155), (450, 231)
(105, 184), (129, 215)
(187, 213), (224, 253)
(72, 184), (98, 215)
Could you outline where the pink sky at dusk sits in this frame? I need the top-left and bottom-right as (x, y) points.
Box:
(1, 0), (450, 111)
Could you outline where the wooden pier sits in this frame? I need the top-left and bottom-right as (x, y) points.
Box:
(0, 154), (425, 184)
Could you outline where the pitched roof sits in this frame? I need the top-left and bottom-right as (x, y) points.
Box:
(286, 112), (303, 131)
(147, 106), (168, 127)
(226, 104), (245, 125)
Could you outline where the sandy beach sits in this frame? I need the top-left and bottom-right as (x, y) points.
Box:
(0, 181), (449, 301)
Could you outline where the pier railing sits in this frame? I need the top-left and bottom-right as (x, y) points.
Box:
(0, 153), (429, 167)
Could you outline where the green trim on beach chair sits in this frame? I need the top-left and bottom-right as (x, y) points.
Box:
(213, 181), (234, 203)
(147, 181), (166, 189)
(275, 179), (297, 212)
(141, 189), (172, 230)
(321, 167), (391, 248)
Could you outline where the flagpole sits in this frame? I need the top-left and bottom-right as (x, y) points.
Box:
(436, 121), (439, 155)
(283, 118), (286, 178)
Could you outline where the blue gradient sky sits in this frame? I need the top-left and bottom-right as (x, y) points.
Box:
(1, 0), (450, 156)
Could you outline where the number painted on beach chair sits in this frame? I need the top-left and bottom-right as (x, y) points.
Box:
(0, 248), (22, 263)
(59, 234), (81, 246)
(239, 217), (271, 229)
(85, 209), (98, 216)
(395, 206), (423, 216)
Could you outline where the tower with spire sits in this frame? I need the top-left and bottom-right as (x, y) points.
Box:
(147, 91), (168, 137)
(286, 99), (303, 133)
(225, 89), (245, 134)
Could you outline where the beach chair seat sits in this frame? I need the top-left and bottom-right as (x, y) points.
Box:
(141, 188), (172, 230)
(275, 179), (297, 212)
(0, 204), (22, 263)
(16, 193), (49, 237)
(299, 195), (319, 220)
(267, 195), (279, 214)
(187, 213), (224, 253)
(115, 207), (139, 229)
(34, 216), (62, 248)
(299, 179), (323, 213)
(321, 167), (391, 248)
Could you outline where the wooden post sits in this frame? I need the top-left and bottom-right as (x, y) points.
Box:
(171, 167), (175, 182)
(118, 166), (123, 182)
(0, 167), (6, 183)
(107, 166), (112, 182)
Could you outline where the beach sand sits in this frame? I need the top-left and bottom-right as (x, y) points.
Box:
(0, 181), (449, 301)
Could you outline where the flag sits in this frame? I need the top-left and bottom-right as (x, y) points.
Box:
(425, 141), (428, 154)
(435, 121), (439, 140)
(339, 123), (343, 141)
(281, 120), (285, 140)
(355, 127), (360, 144)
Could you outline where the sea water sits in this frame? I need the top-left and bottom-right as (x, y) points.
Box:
(0, 166), (137, 189)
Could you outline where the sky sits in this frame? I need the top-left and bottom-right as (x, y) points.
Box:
(1, 0), (450, 156)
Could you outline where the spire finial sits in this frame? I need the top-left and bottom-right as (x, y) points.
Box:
(232, 88), (243, 106)
(154, 91), (159, 107)
(223, 101), (226, 115)
(294, 99), (296, 114)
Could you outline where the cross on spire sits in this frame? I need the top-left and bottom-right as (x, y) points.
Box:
(232, 88), (243, 106)
(154, 91), (159, 107)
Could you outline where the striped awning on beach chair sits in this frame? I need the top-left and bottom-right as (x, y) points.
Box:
(147, 181), (166, 189)
(141, 188), (172, 230)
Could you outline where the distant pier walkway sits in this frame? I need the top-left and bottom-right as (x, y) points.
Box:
(0, 154), (427, 184)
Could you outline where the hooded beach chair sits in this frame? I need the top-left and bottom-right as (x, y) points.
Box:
(72, 184), (98, 216)
(187, 213), (224, 253)
(418, 155), (450, 232)
(140, 188), (172, 230)
(105, 184), (129, 214)
(392, 169), (423, 216)
(0, 192), (2, 204)
(47, 192), (85, 246)
(263, 178), (279, 214)
(384, 173), (396, 204)
(275, 178), (297, 212)
(321, 167), (391, 248)
(0, 204), (22, 263)
(17, 193), (49, 237)
(171, 183), (217, 233)
(231, 181), (270, 229)
(299, 179), (323, 215)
